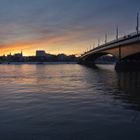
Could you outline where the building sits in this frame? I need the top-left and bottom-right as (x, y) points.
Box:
(6, 51), (24, 62)
(13, 51), (23, 57)
(36, 50), (46, 57)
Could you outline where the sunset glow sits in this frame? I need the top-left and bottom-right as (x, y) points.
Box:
(0, 0), (139, 56)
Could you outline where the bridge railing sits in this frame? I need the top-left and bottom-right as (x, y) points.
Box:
(82, 31), (140, 56)
(97, 31), (140, 49)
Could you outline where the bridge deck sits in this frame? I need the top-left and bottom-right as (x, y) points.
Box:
(81, 32), (140, 58)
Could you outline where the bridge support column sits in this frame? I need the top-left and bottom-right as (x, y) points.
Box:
(78, 60), (96, 68)
(115, 60), (140, 71)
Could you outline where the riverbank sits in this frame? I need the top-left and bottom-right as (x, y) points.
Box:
(0, 62), (78, 65)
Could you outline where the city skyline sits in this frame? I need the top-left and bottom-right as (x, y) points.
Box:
(1, 50), (77, 57)
(0, 0), (140, 56)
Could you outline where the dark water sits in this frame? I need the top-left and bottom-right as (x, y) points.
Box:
(0, 64), (140, 140)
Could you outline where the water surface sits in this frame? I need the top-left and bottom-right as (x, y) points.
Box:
(0, 64), (140, 140)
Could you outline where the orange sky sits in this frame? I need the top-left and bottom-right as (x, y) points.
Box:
(0, 0), (138, 56)
(0, 27), (97, 56)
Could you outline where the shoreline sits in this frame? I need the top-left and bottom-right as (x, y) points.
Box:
(0, 62), (78, 65)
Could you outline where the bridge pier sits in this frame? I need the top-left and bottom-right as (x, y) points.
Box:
(115, 60), (140, 71)
(78, 60), (96, 68)
(79, 59), (140, 71)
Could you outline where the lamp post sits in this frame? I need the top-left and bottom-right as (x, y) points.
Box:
(98, 39), (100, 47)
(105, 33), (107, 44)
(136, 13), (139, 34)
(116, 26), (119, 40)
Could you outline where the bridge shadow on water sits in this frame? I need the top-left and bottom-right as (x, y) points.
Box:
(87, 64), (140, 112)
(116, 71), (140, 111)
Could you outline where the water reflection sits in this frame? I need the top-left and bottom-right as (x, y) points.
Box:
(0, 64), (140, 140)
(117, 71), (140, 111)
(96, 65), (140, 111)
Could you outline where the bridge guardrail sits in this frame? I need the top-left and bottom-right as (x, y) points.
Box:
(81, 31), (140, 57)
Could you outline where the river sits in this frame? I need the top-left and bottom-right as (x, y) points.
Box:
(0, 64), (140, 140)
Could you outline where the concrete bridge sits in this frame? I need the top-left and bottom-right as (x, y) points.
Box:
(79, 32), (140, 71)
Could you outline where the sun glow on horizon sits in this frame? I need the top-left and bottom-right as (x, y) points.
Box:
(0, 33), (120, 57)
(0, 42), (84, 56)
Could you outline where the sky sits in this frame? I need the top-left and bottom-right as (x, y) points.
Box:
(0, 0), (140, 56)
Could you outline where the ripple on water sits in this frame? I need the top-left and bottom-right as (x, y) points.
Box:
(0, 64), (140, 140)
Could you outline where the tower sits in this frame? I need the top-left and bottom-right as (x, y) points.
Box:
(21, 51), (23, 56)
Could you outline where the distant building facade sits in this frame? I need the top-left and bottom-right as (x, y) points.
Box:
(36, 50), (46, 57)
(7, 51), (24, 62)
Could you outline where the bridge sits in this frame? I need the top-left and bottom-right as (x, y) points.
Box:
(79, 13), (140, 71)
(79, 32), (140, 71)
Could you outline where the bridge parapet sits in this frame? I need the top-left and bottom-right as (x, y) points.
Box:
(81, 32), (140, 59)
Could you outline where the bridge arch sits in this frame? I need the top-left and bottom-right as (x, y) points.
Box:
(84, 52), (117, 62)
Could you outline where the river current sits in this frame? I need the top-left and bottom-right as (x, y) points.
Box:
(0, 64), (140, 140)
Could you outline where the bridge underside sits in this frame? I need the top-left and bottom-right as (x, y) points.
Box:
(79, 42), (140, 71)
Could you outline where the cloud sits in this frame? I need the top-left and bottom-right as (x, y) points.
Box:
(0, 0), (139, 55)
